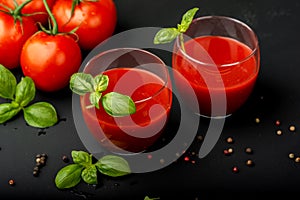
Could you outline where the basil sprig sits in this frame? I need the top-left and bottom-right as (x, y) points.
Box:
(55, 150), (131, 189)
(70, 72), (136, 117)
(0, 65), (58, 128)
(153, 7), (199, 51)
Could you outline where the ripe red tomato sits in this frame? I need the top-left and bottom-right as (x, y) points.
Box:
(20, 31), (82, 92)
(1, 0), (56, 25)
(0, 11), (38, 69)
(52, 0), (117, 51)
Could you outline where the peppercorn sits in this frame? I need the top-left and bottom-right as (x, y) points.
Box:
(41, 153), (47, 158)
(33, 166), (39, 171)
(33, 153), (48, 177)
(197, 135), (203, 141)
(62, 155), (69, 163)
(245, 147), (253, 154)
(8, 179), (15, 186)
(295, 157), (300, 163)
(276, 129), (282, 136)
(246, 159), (254, 167)
(275, 120), (281, 126)
(255, 118), (260, 123)
(33, 170), (39, 177)
(226, 137), (234, 144)
(232, 166), (239, 173)
(223, 149), (229, 155)
(289, 153), (295, 159)
(36, 157), (41, 163)
(289, 125), (296, 132)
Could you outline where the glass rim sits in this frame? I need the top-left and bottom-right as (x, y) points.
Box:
(175, 15), (260, 68)
(83, 47), (170, 104)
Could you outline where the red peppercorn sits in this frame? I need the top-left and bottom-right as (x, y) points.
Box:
(8, 179), (15, 186)
(184, 156), (190, 161)
(275, 120), (281, 126)
(232, 166), (239, 173)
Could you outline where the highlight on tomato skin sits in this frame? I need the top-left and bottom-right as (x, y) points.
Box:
(52, 0), (118, 51)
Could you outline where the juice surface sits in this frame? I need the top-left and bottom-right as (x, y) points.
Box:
(81, 68), (172, 152)
(173, 35), (259, 116)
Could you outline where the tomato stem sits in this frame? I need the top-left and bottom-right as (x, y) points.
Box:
(43, 0), (58, 35)
(13, 0), (32, 17)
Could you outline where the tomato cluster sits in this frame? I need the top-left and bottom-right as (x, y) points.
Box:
(0, 0), (117, 92)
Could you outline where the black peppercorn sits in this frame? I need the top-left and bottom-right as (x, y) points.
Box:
(33, 170), (39, 177)
(62, 155), (69, 163)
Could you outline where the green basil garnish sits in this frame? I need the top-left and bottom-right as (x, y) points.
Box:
(23, 102), (58, 128)
(0, 64), (58, 128)
(55, 164), (84, 189)
(69, 73), (95, 95)
(0, 103), (21, 124)
(70, 72), (136, 117)
(102, 92), (136, 117)
(95, 155), (131, 177)
(71, 150), (92, 166)
(154, 7), (199, 51)
(81, 165), (98, 185)
(15, 77), (36, 107)
(0, 64), (17, 100)
(94, 74), (109, 92)
(55, 150), (131, 189)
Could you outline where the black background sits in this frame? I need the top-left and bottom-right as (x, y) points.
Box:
(1, 0), (300, 199)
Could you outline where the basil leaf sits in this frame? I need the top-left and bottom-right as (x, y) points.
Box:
(177, 7), (199, 33)
(0, 64), (17, 100)
(0, 103), (21, 124)
(23, 102), (58, 128)
(71, 150), (92, 166)
(55, 164), (84, 189)
(94, 74), (109, 92)
(102, 92), (136, 117)
(89, 91), (102, 109)
(15, 77), (36, 107)
(95, 155), (131, 177)
(153, 28), (180, 44)
(81, 165), (98, 185)
(70, 73), (95, 95)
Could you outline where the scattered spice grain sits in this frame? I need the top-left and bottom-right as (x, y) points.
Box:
(289, 153), (295, 159)
(226, 137), (234, 144)
(8, 179), (15, 186)
(62, 155), (69, 163)
(289, 125), (296, 132)
(276, 129), (282, 136)
(232, 166), (239, 173)
(246, 159), (254, 167)
(275, 120), (281, 126)
(245, 147), (253, 154)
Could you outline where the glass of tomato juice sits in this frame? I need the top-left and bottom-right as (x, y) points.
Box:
(81, 48), (172, 154)
(172, 16), (260, 118)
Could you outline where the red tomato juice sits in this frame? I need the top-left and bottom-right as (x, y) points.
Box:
(81, 68), (172, 153)
(173, 36), (259, 116)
